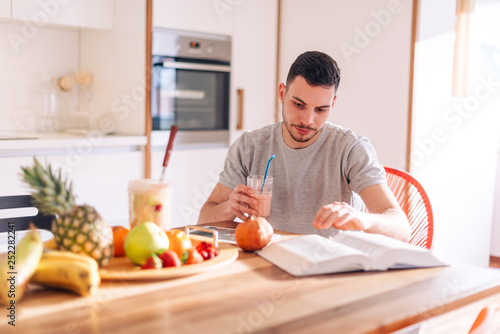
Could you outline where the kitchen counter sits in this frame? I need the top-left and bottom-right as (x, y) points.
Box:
(0, 132), (147, 157)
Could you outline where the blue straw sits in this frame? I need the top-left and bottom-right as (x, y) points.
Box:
(260, 155), (275, 194)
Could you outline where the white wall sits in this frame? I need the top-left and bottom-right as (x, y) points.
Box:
(279, 0), (500, 266)
(411, 0), (500, 266)
(279, 0), (412, 168)
(0, 22), (79, 132)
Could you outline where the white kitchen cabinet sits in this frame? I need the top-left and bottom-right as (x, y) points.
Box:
(80, 0), (146, 135)
(229, 0), (278, 142)
(0, 0), (10, 19)
(152, 0), (232, 36)
(11, 0), (113, 30)
(0, 150), (144, 226)
(151, 147), (228, 228)
(491, 148), (500, 257)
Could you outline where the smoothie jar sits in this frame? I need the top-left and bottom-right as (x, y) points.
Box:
(128, 179), (172, 230)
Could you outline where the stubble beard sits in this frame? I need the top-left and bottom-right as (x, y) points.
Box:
(282, 106), (321, 143)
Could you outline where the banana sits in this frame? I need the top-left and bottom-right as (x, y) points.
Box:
(43, 237), (58, 250)
(0, 229), (44, 305)
(30, 251), (100, 297)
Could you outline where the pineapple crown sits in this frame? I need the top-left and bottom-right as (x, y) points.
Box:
(20, 157), (75, 217)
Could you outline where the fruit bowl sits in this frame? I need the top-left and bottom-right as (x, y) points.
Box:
(98, 235), (238, 281)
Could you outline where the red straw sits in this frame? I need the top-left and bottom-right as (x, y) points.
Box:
(160, 125), (178, 182)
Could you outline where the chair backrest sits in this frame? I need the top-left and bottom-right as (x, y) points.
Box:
(384, 167), (434, 251)
(0, 195), (54, 233)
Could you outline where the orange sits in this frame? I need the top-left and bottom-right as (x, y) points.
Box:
(112, 225), (130, 257)
(165, 229), (192, 258)
(235, 216), (273, 252)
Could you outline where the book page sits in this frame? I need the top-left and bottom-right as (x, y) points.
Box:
(332, 231), (446, 270)
(257, 235), (369, 276)
(281, 234), (365, 261)
(332, 231), (424, 257)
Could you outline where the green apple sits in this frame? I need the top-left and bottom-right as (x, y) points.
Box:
(124, 222), (169, 265)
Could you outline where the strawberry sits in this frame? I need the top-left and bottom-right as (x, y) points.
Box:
(199, 250), (209, 259)
(141, 253), (163, 269)
(196, 241), (209, 252)
(158, 250), (181, 268)
(185, 248), (204, 265)
(196, 241), (220, 260)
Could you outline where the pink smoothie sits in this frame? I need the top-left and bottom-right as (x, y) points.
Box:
(252, 194), (272, 217)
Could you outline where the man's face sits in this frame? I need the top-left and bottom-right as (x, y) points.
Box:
(279, 76), (337, 149)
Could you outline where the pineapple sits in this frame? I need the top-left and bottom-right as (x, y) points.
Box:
(20, 158), (113, 267)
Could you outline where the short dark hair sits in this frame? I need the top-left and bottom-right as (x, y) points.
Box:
(286, 51), (341, 92)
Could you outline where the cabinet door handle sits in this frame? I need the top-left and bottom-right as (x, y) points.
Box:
(237, 89), (244, 130)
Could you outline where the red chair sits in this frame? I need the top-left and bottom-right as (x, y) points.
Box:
(468, 306), (493, 334)
(384, 167), (434, 251)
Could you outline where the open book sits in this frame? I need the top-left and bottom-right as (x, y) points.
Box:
(257, 231), (447, 276)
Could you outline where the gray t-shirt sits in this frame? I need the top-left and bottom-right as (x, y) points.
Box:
(219, 121), (386, 237)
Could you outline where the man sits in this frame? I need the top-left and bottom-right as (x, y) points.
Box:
(198, 51), (410, 242)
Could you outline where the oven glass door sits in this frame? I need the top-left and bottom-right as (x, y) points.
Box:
(152, 64), (230, 131)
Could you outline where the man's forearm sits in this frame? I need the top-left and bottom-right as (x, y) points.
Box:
(197, 201), (235, 225)
(364, 209), (411, 242)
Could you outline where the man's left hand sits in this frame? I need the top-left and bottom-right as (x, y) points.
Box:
(312, 202), (371, 231)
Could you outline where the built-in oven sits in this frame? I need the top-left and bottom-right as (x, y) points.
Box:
(151, 28), (231, 145)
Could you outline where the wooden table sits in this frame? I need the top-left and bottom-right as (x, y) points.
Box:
(3, 221), (500, 334)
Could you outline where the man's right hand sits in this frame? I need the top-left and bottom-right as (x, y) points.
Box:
(228, 184), (259, 221)
(198, 182), (259, 225)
